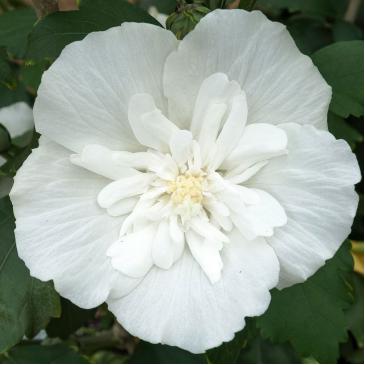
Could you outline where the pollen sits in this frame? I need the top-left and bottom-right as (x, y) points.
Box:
(167, 171), (205, 205)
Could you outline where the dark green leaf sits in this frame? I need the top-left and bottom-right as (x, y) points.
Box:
(2, 343), (89, 364)
(0, 197), (61, 352)
(345, 273), (364, 347)
(128, 341), (205, 364)
(0, 131), (38, 177)
(238, 0), (257, 11)
(312, 41), (364, 118)
(0, 8), (37, 57)
(0, 82), (30, 109)
(328, 112), (363, 149)
(257, 241), (354, 363)
(26, 0), (160, 61)
(237, 336), (301, 364)
(256, 0), (348, 19)
(47, 298), (96, 339)
(20, 60), (49, 92)
(206, 328), (249, 363)
(333, 21), (363, 42)
(287, 16), (332, 55)
(0, 125), (11, 153)
(0, 48), (11, 83)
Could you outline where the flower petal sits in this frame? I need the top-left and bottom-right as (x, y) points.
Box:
(152, 220), (175, 270)
(186, 231), (223, 284)
(223, 123), (287, 175)
(169, 129), (193, 166)
(128, 93), (179, 152)
(70, 144), (139, 180)
(107, 229), (279, 353)
(164, 10), (330, 131)
(34, 23), (177, 153)
(10, 138), (138, 308)
(107, 225), (156, 278)
(247, 123), (361, 288)
(97, 173), (153, 209)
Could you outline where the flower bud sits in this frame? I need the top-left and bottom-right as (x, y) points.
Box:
(166, 1), (210, 40)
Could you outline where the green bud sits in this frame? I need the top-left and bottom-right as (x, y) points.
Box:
(166, 1), (210, 40)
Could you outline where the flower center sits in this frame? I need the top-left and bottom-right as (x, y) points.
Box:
(167, 171), (205, 205)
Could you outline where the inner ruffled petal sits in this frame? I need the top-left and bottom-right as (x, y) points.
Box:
(128, 93), (179, 152)
(189, 73), (248, 168)
(223, 123), (288, 176)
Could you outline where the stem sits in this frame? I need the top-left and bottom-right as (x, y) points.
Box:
(344, 0), (361, 23)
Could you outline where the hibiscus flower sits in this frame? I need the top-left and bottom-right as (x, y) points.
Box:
(10, 9), (360, 353)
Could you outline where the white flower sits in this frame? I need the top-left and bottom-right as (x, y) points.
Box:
(10, 10), (360, 353)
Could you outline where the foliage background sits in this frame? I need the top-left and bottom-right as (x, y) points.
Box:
(0, 0), (363, 363)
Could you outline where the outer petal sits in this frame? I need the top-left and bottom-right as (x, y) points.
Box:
(10, 138), (139, 308)
(34, 23), (177, 153)
(107, 230), (279, 353)
(247, 123), (361, 288)
(164, 9), (331, 130)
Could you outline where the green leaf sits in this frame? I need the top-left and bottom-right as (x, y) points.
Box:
(0, 82), (30, 109)
(46, 298), (96, 339)
(257, 241), (354, 363)
(128, 341), (205, 364)
(0, 48), (11, 84)
(0, 125), (11, 153)
(345, 273), (364, 347)
(0, 197), (61, 352)
(206, 327), (249, 363)
(0, 131), (39, 178)
(26, 0), (160, 61)
(237, 335), (301, 364)
(312, 41), (364, 118)
(333, 21), (363, 42)
(0, 8), (37, 57)
(328, 112), (363, 150)
(20, 60), (49, 93)
(287, 16), (332, 55)
(2, 343), (89, 364)
(256, 0), (348, 19)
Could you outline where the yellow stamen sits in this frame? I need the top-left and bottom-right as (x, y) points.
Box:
(167, 171), (205, 205)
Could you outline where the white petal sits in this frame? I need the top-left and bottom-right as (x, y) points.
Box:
(0, 102), (34, 139)
(152, 220), (174, 269)
(10, 138), (137, 308)
(186, 231), (223, 284)
(70, 144), (138, 180)
(247, 123), (361, 288)
(223, 123), (287, 175)
(169, 215), (186, 262)
(226, 161), (268, 185)
(208, 93), (248, 170)
(190, 73), (241, 134)
(107, 197), (138, 217)
(107, 225), (156, 278)
(164, 10), (330, 131)
(128, 93), (178, 152)
(169, 129), (193, 166)
(97, 173), (153, 208)
(107, 229), (279, 353)
(34, 23), (177, 152)
(189, 216), (229, 243)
